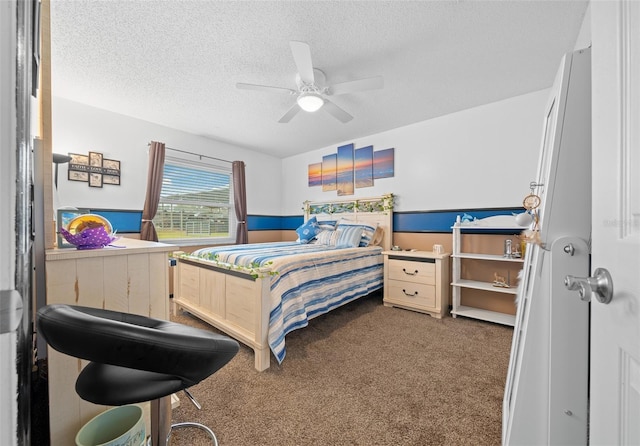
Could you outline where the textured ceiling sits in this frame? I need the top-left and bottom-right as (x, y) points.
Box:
(50, 0), (589, 159)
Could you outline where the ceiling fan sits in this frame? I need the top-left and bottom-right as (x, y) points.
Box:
(236, 41), (384, 123)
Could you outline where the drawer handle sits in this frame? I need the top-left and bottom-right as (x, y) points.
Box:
(402, 289), (418, 297)
(402, 268), (419, 276)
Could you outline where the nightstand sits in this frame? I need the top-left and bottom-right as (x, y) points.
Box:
(382, 250), (450, 318)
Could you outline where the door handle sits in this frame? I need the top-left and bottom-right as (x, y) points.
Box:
(564, 267), (613, 304)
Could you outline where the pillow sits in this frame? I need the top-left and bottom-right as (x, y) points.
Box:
(370, 226), (385, 246)
(336, 219), (378, 247)
(317, 219), (337, 231)
(295, 216), (321, 244)
(315, 229), (339, 246)
(334, 225), (364, 248)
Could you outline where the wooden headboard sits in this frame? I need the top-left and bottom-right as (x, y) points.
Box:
(303, 194), (394, 251)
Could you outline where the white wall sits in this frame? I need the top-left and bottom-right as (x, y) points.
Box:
(574, 1), (591, 51)
(54, 88), (550, 218)
(52, 97), (282, 215)
(281, 89), (549, 214)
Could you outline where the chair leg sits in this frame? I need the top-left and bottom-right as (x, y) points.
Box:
(149, 396), (172, 446)
(163, 389), (218, 445)
(182, 387), (202, 409)
(168, 422), (218, 446)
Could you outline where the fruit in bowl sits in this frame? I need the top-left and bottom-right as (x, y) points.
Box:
(60, 214), (118, 249)
(66, 214), (113, 235)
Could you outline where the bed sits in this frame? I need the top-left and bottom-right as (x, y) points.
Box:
(172, 194), (393, 371)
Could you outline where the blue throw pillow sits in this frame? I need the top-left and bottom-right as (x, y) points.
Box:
(296, 216), (321, 243)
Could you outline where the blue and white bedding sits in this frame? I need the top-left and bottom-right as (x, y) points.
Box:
(189, 242), (383, 363)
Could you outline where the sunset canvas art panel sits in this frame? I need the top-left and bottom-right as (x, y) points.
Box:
(373, 148), (394, 179)
(322, 154), (337, 191)
(337, 143), (354, 196)
(308, 162), (322, 187)
(355, 145), (374, 188)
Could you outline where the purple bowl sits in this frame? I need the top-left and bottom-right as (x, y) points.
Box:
(59, 226), (119, 250)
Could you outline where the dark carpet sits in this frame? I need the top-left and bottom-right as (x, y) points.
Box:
(169, 290), (513, 446)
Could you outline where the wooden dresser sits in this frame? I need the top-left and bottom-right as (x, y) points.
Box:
(382, 250), (450, 318)
(44, 238), (175, 445)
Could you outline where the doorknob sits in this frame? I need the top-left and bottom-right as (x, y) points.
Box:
(564, 268), (614, 304)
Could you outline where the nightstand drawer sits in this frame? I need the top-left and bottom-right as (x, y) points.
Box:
(386, 280), (436, 309)
(388, 259), (435, 285)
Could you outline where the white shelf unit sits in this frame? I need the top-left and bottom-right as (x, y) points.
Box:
(451, 216), (527, 327)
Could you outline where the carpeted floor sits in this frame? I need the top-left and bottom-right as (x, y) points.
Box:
(169, 290), (513, 446)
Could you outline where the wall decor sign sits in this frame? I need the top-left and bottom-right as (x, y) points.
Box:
(308, 145), (394, 196)
(68, 152), (121, 187)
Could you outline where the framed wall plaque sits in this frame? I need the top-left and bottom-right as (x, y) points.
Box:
(68, 153), (89, 182)
(67, 152), (121, 187)
(89, 172), (103, 188)
(89, 151), (103, 167)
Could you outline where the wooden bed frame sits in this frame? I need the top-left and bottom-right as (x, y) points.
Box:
(172, 195), (393, 371)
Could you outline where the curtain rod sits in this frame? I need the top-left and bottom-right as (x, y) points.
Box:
(148, 142), (233, 165)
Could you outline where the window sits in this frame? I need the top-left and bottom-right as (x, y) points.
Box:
(154, 155), (235, 245)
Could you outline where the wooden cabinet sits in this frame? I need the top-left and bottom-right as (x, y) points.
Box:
(383, 251), (450, 318)
(44, 238), (175, 446)
(451, 216), (526, 326)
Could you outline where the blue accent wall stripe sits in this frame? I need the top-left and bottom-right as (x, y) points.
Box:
(247, 215), (302, 231)
(248, 208), (523, 233)
(394, 208), (523, 233)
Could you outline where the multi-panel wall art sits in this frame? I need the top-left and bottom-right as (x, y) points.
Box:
(68, 151), (121, 188)
(308, 144), (394, 196)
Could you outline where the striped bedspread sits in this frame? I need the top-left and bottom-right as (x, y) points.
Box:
(191, 242), (383, 363)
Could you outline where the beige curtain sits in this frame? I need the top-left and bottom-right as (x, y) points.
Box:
(233, 160), (248, 244)
(140, 141), (165, 241)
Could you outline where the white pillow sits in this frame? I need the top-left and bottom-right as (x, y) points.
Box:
(315, 229), (339, 246)
(317, 219), (337, 231)
(334, 226), (364, 248)
(336, 219), (378, 247)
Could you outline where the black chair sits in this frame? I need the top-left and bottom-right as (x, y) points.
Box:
(37, 304), (239, 446)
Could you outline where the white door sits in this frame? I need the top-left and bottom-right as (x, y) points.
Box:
(590, 1), (640, 444)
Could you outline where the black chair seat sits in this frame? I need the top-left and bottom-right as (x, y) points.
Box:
(37, 304), (239, 405)
(38, 304), (239, 445)
(77, 363), (185, 406)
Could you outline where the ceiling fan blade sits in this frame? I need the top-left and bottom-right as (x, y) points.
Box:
(290, 41), (315, 84)
(322, 99), (353, 123)
(278, 103), (302, 123)
(236, 82), (296, 95)
(328, 76), (384, 96)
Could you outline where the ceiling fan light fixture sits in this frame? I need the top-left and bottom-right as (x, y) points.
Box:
(297, 92), (324, 112)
